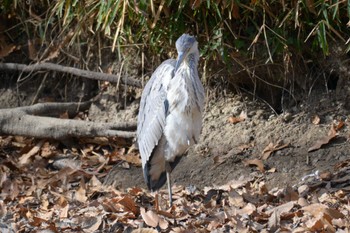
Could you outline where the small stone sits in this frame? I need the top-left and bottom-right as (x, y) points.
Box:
(298, 184), (309, 196)
(231, 106), (242, 116)
(255, 109), (264, 119)
(268, 114), (275, 120)
(298, 197), (309, 207)
(247, 111), (256, 117)
(282, 112), (293, 122)
(310, 194), (319, 204)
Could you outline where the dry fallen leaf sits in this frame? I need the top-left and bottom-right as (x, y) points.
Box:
(267, 167), (276, 173)
(228, 190), (245, 207)
(332, 218), (347, 228)
(237, 142), (254, 151)
(319, 170), (332, 181)
(0, 200), (7, 218)
(41, 31), (74, 63)
(128, 187), (143, 196)
(110, 149), (141, 166)
(89, 175), (103, 189)
(262, 141), (290, 160)
(216, 177), (252, 191)
(75, 180), (88, 203)
(0, 43), (16, 59)
(234, 203), (256, 215)
(37, 209), (54, 221)
(308, 125), (337, 152)
(335, 120), (344, 131)
(132, 229), (158, 233)
(267, 201), (294, 230)
(30, 216), (46, 227)
(158, 214), (171, 229)
(81, 216), (102, 233)
(41, 141), (57, 158)
(59, 111), (69, 119)
(123, 152), (142, 166)
(302, 203), (344, 220)
(1, 178), (19, 201)
(228, 111), (247, 124)
(118, 195), (139, 215)
(243, 159), (265, 172)
(212, 154), (229, 166)
(59, 203), (69, 219)
(284, 187), (299, 201)
(305, 216), (330, 232)
(258, 182), (268, 195)
(140, 208), (168, 230)
(312, 115), (320, 125)
(141, 207), (159, 227)
(19, 139), (45, 165)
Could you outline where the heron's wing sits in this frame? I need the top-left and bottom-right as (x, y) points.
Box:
(137, 59), (176, 167)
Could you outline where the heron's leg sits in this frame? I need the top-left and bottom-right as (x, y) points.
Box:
(165, 162), (173, 207)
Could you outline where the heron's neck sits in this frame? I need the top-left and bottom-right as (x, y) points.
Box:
(186, 53), (199, 70)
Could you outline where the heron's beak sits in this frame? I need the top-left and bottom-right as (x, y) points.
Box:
(174, 52), (185, 73)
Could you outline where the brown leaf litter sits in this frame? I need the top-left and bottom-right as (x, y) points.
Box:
(261, 140), (290, 160)
(308, 124), (338, 152)
(0, 135), (349, 232)
(228, 111), (247, 124)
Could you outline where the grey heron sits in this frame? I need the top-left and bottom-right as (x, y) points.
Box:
(137, 34), (205, 205)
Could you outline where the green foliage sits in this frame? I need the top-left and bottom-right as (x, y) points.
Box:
(1, 0), (349, 64)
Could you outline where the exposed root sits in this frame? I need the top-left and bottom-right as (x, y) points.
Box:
(0, 102), (136, 139)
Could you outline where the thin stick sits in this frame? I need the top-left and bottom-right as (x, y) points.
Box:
(150, 0), (165, 29)
(31, 72), (48, 105)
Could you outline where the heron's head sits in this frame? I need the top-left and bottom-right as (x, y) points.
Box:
(174, 34), (198, 72)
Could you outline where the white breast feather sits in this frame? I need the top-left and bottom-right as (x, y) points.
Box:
(164, 65), (203, 161)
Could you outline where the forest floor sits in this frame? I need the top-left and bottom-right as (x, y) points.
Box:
(0, 83), (349, 232)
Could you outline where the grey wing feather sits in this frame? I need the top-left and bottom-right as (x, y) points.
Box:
(137, 59), (176, 167)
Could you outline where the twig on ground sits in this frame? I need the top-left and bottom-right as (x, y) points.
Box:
(0, 62), (142, 88)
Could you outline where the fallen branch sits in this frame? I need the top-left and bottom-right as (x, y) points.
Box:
(0, 102), (137, 140)
(12, 101), (92, 116)
(0, 62), (142, 88)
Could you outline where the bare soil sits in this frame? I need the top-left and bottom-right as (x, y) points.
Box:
(1, 75), (349, 192)
(100, 85), (350, 192)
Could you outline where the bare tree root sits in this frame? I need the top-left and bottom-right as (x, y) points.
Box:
(14, 101), (92, 116)
(0, 62), (142, 88)
(0, 102), (137, 139)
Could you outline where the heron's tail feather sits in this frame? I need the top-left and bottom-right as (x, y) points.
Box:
(143, 156), (182, 191)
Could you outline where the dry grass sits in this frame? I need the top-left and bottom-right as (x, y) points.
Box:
(1, 0), (349, 109)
